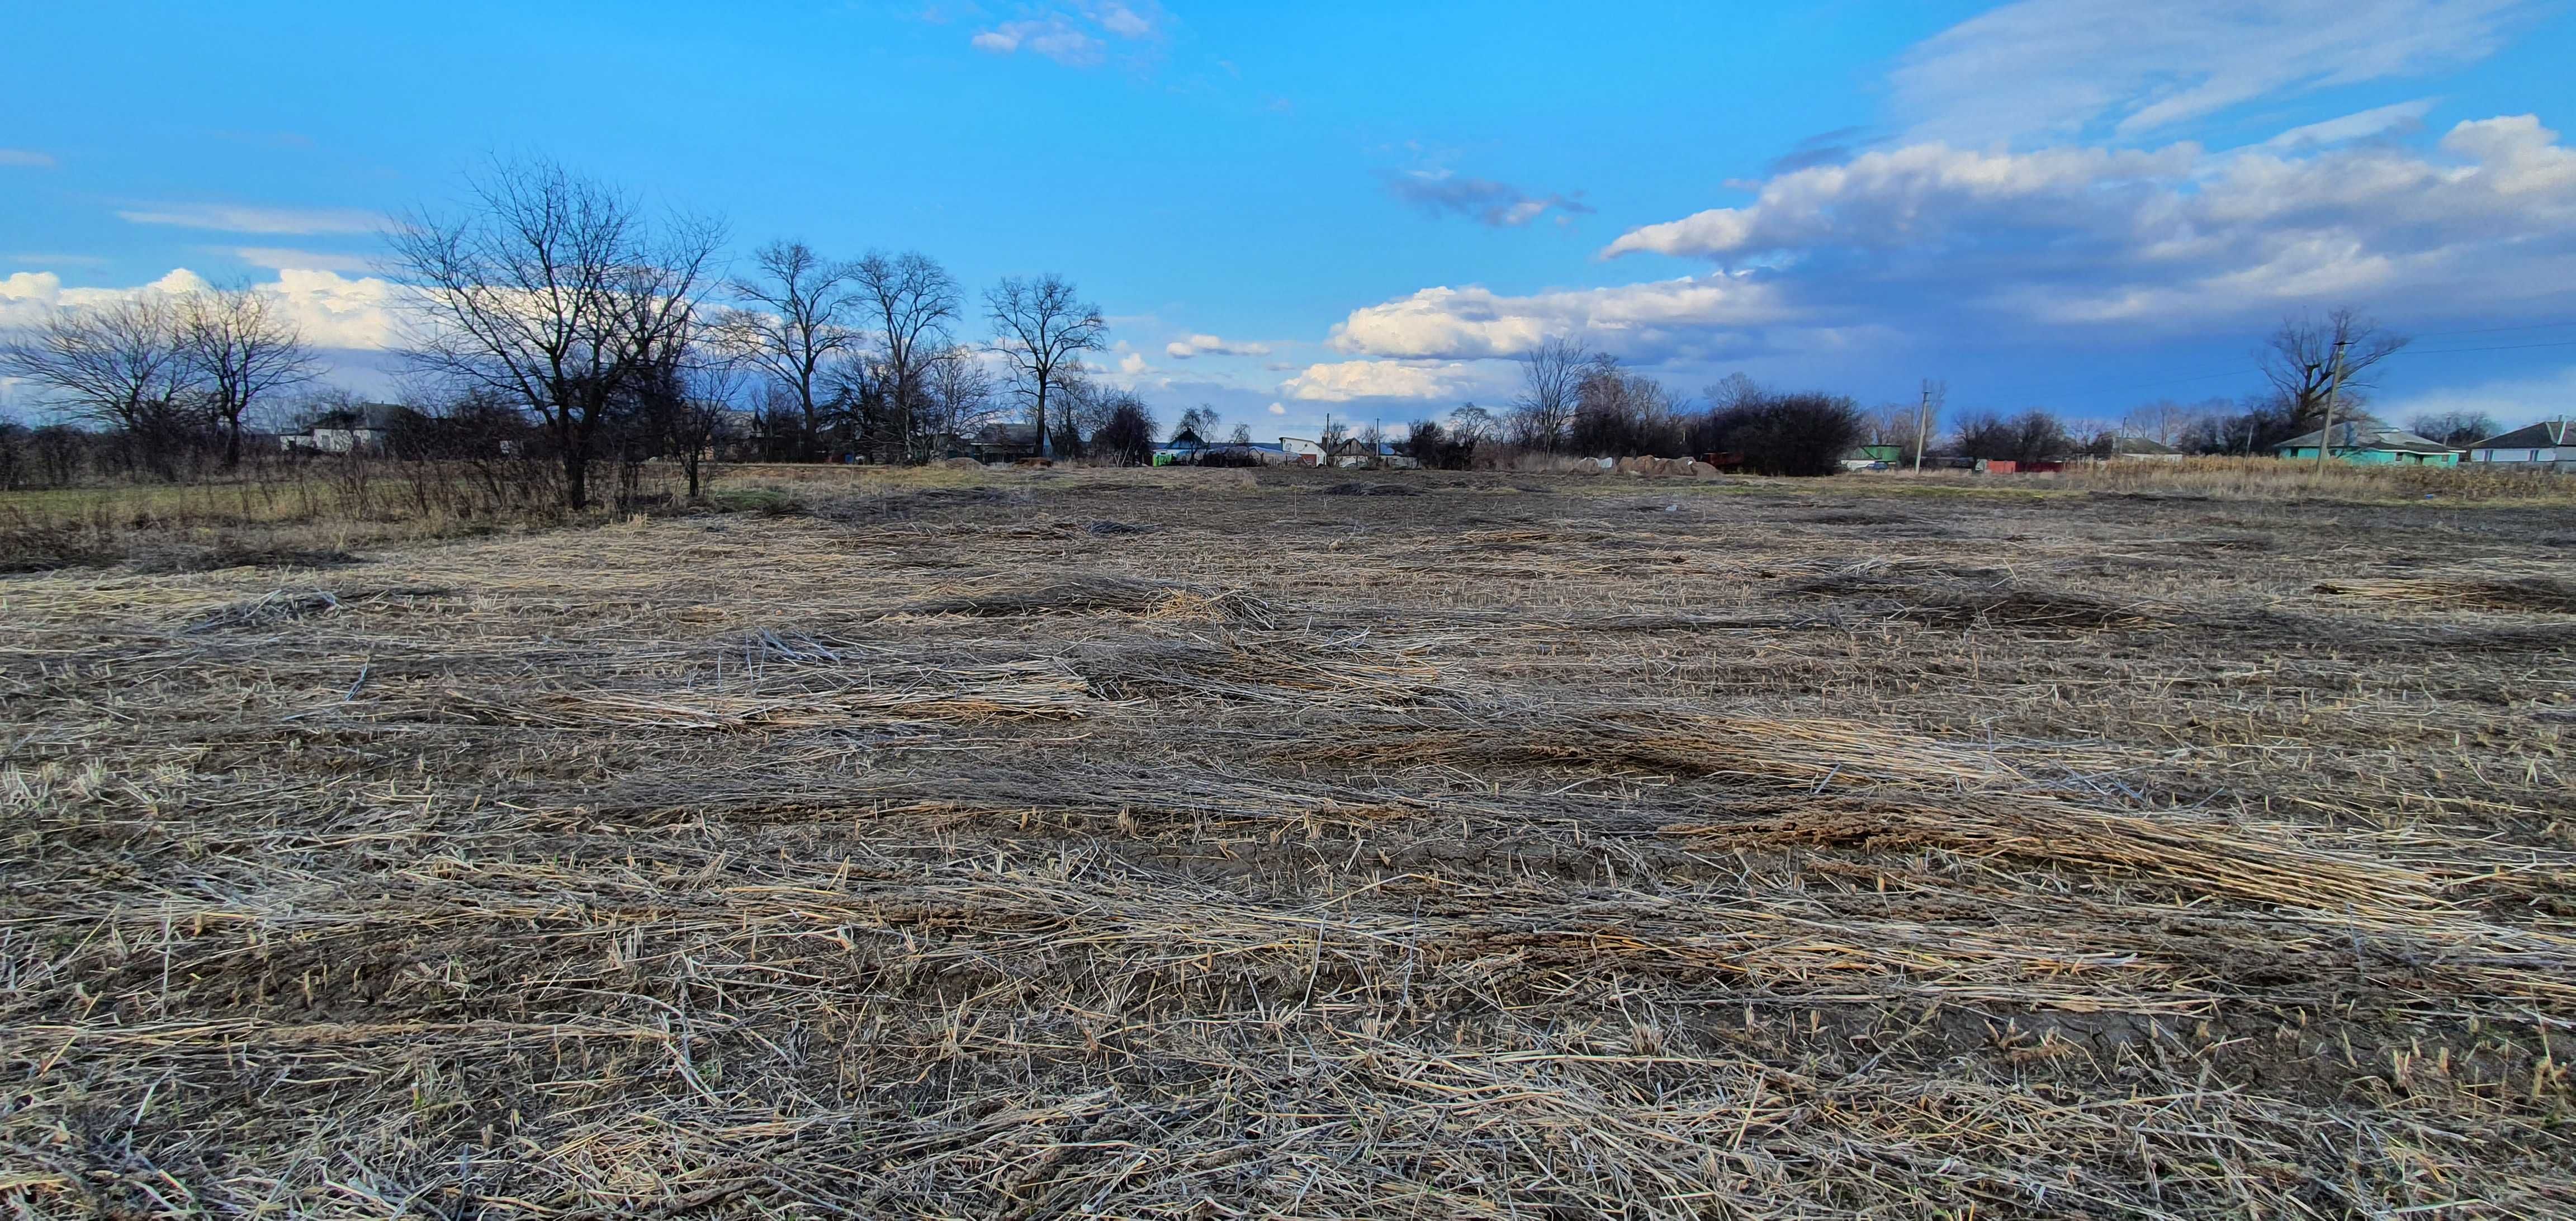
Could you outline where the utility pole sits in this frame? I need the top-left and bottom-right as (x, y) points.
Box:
(1912, 380), (1934, 474)
(2312, 338), (2350, 473)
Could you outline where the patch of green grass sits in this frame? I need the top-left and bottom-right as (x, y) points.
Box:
(703, 486), (808, 516)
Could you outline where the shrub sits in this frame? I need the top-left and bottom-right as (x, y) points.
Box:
(1090, 396), (1157, 466)
(1702, 392), (1863, 476)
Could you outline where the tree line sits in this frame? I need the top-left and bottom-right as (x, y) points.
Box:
(0, 283), (318, 483)
(3, 161), (2489, 500)
(0, 160), (1152, 505)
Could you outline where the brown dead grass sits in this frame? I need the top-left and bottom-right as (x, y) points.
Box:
(4, 464), (2574, 1218)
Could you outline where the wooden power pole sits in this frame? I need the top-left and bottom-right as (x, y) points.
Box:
(1912, 381), (1933, 474)
(2312, 338), (2350, 473)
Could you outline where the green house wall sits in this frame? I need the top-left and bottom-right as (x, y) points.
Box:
(2275, 447), (2459, 466)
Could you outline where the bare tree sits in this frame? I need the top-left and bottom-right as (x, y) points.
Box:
(390, 160), (723, 509)
(717, 240), (863, 460)
(1508, 335), (1587, 449)
(986, 274), (1105, 459)
(853, 251), (960, 461)
(2119, 399), (2206, 448)
(1175, 405), (1221, 441)
(921, 344), (1000, 449)
(1447, 403), (1499, 442)
(2259, 310), (2408, 425)
(0, 294), (200, 477)
(1569, 358), (1685, 456)
(182, 285), (320, 467)
(2409, 409), (2499, 447)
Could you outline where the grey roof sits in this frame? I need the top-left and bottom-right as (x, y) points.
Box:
(972, 422), (1041, 446)
(2271, 423), (2455, 454)
(2466, 419), (2572, 450)
(2106, 434), (2179, 455)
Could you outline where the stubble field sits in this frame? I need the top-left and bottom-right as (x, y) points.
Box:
(4, 466), (2575, 1218)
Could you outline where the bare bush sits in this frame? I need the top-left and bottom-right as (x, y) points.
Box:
(1091, 394), (1157, 466)
(1704, 391), (1863, 476)
(1953, 409), (2074, 465)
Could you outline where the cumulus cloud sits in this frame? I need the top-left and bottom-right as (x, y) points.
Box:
(1163, 333), (1272, 358)
(0, 149), (56, 168)
(1594, 115), (2576, 329)
(971, 2), (1164, 67)
(1385, 171), (1593, 228)
(1, 266), (412, 352)
(1328, 277), (1791, 362)
(1278, 359), (1470, 402)
(117, 202), (384, 235)
(1267, 402), (1286, 415)
(1894, 0), (2531, 143)
(1600, 143), (2196, 260)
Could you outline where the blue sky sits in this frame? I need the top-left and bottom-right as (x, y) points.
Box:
(7, 0), (2576, 436)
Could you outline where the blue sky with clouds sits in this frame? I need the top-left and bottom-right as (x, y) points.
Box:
(7, 0), (2576, 434)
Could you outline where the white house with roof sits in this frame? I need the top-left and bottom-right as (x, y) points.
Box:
(2461, 419), (2574, 471)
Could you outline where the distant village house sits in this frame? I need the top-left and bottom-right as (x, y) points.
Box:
(2461, 419), (2574, 471)
(2270, 423), (2459, 466)
(280, 403), (414, 455)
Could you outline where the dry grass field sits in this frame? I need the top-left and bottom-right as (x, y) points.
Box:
(6, 465), (2576, 1218)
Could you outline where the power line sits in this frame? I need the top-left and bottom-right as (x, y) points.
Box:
(2399, 339), (2576, 357)
(2403, 319), (2576, 340)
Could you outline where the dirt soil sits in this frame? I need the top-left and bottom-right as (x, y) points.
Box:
(6, 466), (2575, 1218)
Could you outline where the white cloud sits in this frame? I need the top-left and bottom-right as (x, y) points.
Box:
(118, 202), (384, 235)
(1267, 402), (1286, 415)
(1163, 333), (1272, 358)
(0, 149), (56, 168)
(1601, 143), (2196, 260)
(1, 266), (411, 352)
(1096, 3), (1154, 37)
(224, 247), (377, 273)
(2262, 99), (2437, 151)
(970, 1), (1164, 67)
(1279, 359), (1470, 402)
(972, 20), (1100, 64)
(1328, 277), (1792, 361)
(1893, 0), (2530, 143)
(1593, 115), (2576, 331)
(1119, 351), (1151, 374)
